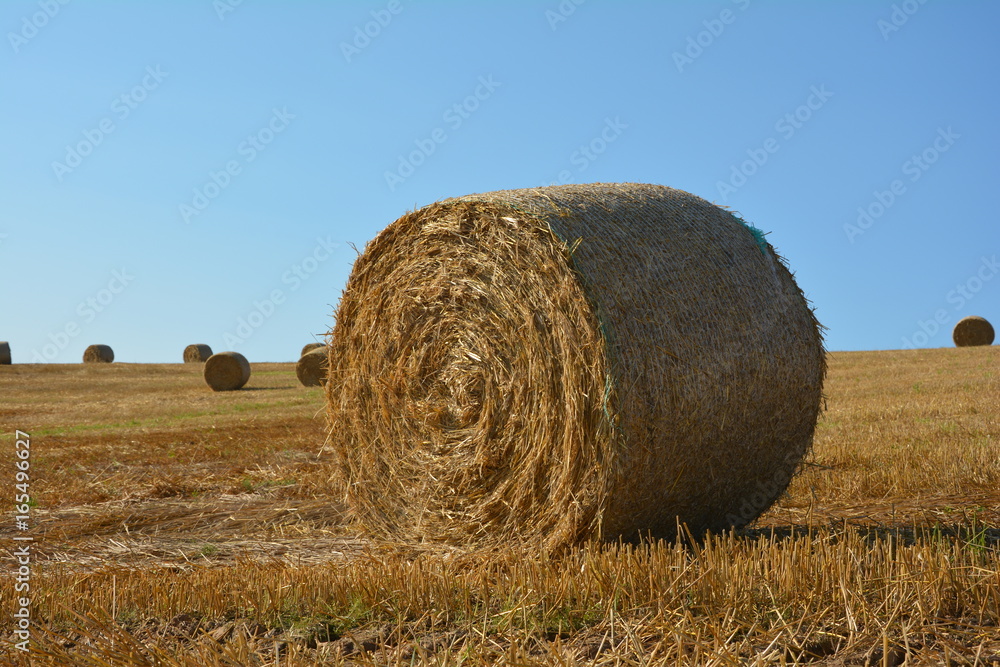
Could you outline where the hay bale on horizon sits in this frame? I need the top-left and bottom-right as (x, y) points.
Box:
(325, 183), (826, 550)
(301, 342), (324, 358)
(183, 344), (213, 363)
(952, 316), (995, 347)
(204, 351), (251, 391)
(296, 348), (328, 387)
(0, 342), (10, 365)
(83, 344), (114, 364)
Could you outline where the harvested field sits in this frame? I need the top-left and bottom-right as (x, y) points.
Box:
(0, 347), (998, 665)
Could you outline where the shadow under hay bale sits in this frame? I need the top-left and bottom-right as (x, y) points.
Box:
(204, 351), (251, 391)
(83, 344), (114, 364)
(952, 316), (994, 347)
(183, 344), (213, 363)
(296, 348), (328, 387)
(301, 342), (324, 358)
(0, 342), (10, 365)
(325, 183), (826, 550)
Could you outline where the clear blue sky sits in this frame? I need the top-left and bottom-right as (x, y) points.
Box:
(2, 0), (997, 363)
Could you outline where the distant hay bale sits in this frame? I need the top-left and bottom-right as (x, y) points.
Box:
(0, 342), (10, 365)
(952, 316), (995, 347)
(183, 344), (213, 363)
(204, 351), (251, 391)
(296, 348), (328, 387)
(301, 342), (324, 358)
(83, 344), (114, 364)
(325, 183), (826, 550)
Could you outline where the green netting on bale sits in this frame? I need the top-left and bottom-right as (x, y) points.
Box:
(731, 213), (769, 256)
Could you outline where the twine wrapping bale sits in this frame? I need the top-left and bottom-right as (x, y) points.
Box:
(204, 351), (251, 391)
(952, 316), (994, 347)
(325, 183), (826, 549)
(0, 342), (10, 365)
(301, 342), (324, 357)
(296, 348), (328, 387)
(183, 344), (213, 363)
(83, 344), (114, 364)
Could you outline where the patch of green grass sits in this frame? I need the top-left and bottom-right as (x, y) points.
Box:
(115, 605), (143, 626)
(326, 595), (374, 635)
(13, 397), (315, 440)
(33, 420), (144, 436)
(35, 402), (313, 436)
(229, 402), (273, 413)
(276, 595), (374, 642)
(540, 604), (603, 636)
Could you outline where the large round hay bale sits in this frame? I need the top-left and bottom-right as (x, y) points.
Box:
(296, 348), (328, 387)
(83, 344), (114, 363)
(204, 351), (251, 391)
(952, 316), (994, 347)
(0, 342), (10, 365)
(183, 344), (213, 363)
(301, 342), (324, 357)
(325, 183), (826, 550)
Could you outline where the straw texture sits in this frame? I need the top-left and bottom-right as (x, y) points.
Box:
(0, 342), (10, 365)
(325, 183), (826, 550)
(301, 343), (324, 358)
(183, 344), (213, 363)
(296, 348), (328, 387)
(83, 344), (114, 364)
(204, 351), (251, 391)
(952, 316), (994, 347)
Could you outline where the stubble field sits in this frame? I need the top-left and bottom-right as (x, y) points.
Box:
(1, 346), (998, 665)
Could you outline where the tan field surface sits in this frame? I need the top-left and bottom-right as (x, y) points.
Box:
(1, 347), (998, 665)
